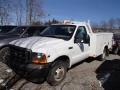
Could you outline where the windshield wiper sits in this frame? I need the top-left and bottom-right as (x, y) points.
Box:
(44, 35), (58, 38)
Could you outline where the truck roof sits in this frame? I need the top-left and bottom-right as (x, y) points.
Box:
(52, 23), (89, 27)
(52, 20), (93, 33)
(52, 20), (90, 27)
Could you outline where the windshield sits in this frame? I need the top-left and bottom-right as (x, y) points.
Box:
(40, 25), (76, 40)
(6, 26), (27, 35)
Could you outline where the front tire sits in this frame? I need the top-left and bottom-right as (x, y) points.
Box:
(47, 61), (67, 86)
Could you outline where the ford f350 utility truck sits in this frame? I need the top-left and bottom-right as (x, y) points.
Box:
(4, 21), (113, 86)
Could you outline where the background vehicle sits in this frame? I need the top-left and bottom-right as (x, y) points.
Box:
(0, 26), (47, 63)
(0, 25), (17, 34)
(4, 21), (113, 86)
(112, 33), (120, 55)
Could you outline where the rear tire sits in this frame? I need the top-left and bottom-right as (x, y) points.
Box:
(47, 61), (67, 86)
(98, 48), (108, 61)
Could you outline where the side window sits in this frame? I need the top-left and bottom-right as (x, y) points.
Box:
(76, 26), (87, 39)
(75, 26), (89, 43)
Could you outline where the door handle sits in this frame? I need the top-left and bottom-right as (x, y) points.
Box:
(68, 47), (73, 49)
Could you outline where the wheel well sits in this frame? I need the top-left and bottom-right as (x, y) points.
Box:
(104, 45), (109, 56)
(104, 46), (108, 50)
(54, 56), (70, 68)
(0, 45), (9, 50)
(0, 46), (4, 50)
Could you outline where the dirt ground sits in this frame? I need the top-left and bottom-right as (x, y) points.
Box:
(0, 54), (120, 90)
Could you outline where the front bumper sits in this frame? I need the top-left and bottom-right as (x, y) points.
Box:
(5, 45), (51, 83)
(9, 63), (51, 83)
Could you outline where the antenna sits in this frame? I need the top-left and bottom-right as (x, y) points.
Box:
(87, 20), (90, 24)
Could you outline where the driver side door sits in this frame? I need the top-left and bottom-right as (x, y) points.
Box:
(71, 26), (90, 65)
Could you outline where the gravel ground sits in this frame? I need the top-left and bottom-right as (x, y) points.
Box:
(0, 54), (120, 90)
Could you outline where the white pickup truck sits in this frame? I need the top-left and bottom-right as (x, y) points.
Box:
(5, 21), (113, 86)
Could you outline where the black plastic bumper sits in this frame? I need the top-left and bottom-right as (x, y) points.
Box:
(9, 63), (51, 83)
(5, 45), (51, 83)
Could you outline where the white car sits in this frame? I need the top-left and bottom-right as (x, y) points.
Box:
(5, 21), (113, 86)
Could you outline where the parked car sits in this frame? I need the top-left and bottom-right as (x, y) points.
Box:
(0, 26), (47, 63)
(0, 25), (17, 34)
(3, 21), (113, 86)
(112, 32), (120, 55)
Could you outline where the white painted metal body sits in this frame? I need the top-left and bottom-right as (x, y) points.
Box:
(10, 21), (113, 68)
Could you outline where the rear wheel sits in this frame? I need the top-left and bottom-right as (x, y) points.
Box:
(98, 48), (108, 61)
(47, 61), (67, 86)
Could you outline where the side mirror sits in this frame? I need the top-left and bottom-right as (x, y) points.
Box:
(74, 37), (83, 43)
(74, 35), (90, 44)
(86, 35), (90, 43)
(84, 35), (90, 44)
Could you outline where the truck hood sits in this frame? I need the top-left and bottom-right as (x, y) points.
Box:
(10, 36), (65, 51)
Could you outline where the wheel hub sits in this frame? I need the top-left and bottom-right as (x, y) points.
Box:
(54, 66), (65, 81)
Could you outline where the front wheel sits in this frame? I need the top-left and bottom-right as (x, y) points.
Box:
(47, 61), (67, 86)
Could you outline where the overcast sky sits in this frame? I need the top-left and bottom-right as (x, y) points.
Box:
(43, 0), (120, 22)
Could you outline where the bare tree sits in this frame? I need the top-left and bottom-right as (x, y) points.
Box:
(44, 18), (60, 25)
(0, 0), (44, 25)
(116, 18), (120, 29)
(0, 7), (10, 25)
(100, 21), (108, 29)
(0, 0), (10, 25)
(107, 18), (115, 29)
(0, 7), (4, 25)
(12, 0), (24, 25)
(0, 0), (17, 25)
(26, 0), (44, 25)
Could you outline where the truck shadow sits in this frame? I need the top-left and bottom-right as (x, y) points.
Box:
(95, 59), (120, 90)
(71, 57), (95, 69)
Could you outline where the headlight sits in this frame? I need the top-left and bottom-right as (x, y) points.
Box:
(32, 53), (47, 64)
